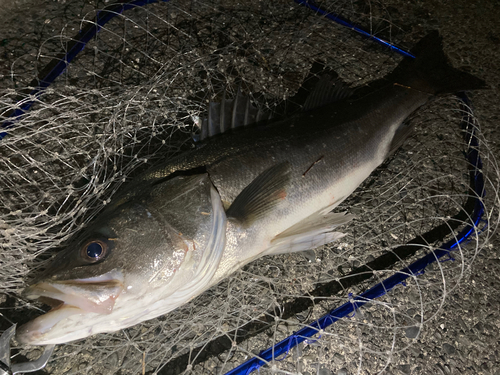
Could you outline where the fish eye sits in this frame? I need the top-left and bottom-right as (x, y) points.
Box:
(82, 240), (108, 262)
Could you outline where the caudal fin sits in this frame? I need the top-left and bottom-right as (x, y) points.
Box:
(389, 31), (486, 94)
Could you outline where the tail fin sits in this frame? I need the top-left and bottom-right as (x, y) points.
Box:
(388, 31), (486, 94)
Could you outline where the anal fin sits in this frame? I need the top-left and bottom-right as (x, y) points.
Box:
(388, 121), (413, 156)
(264, 210), (354, 255)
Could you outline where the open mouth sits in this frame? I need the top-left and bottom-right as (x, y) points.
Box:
(38, 296), (65, 310)
(23, 280), (124, 314)
(16, 272), (124, 345)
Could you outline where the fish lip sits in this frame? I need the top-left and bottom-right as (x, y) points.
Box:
(16, 305), (84, 345)
(17, 271), (125, 345)
(23, 277), (124, 315)
(23, 270), (125, 307)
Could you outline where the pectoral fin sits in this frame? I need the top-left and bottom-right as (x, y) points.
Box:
(226, 162), (290, 227)
(264, 210), (354, 255)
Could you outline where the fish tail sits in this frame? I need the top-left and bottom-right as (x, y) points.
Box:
(389, 31), (486, 94)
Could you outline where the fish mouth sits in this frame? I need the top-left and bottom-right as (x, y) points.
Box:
(16, 271), (124, 345)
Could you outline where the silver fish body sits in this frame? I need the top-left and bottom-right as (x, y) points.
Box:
(16, 32), (485, 345)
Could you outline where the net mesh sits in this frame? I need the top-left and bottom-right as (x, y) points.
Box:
(0, 1), (498, 374)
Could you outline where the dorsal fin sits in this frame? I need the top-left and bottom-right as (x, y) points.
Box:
(193, 87), (272, 142)
(283, 61), (353, 113)
(193, 63), (352, 141)
(303, 74), (353, 111)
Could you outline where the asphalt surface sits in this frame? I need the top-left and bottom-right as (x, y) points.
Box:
(0, 1), (499, 374)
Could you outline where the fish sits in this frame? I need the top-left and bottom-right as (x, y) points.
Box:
(16, 31), (485, 345)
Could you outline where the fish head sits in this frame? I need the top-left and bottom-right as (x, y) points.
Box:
(16, 195), (194, 345)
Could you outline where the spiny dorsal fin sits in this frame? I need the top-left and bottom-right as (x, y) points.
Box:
(194, 87), (272, 142)
(226, 162), (290, 227)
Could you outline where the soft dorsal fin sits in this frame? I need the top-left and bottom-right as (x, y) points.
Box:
(226, 162), (290, 227)
(303, 74), (353, 111)
(282, 61), (353, 113)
